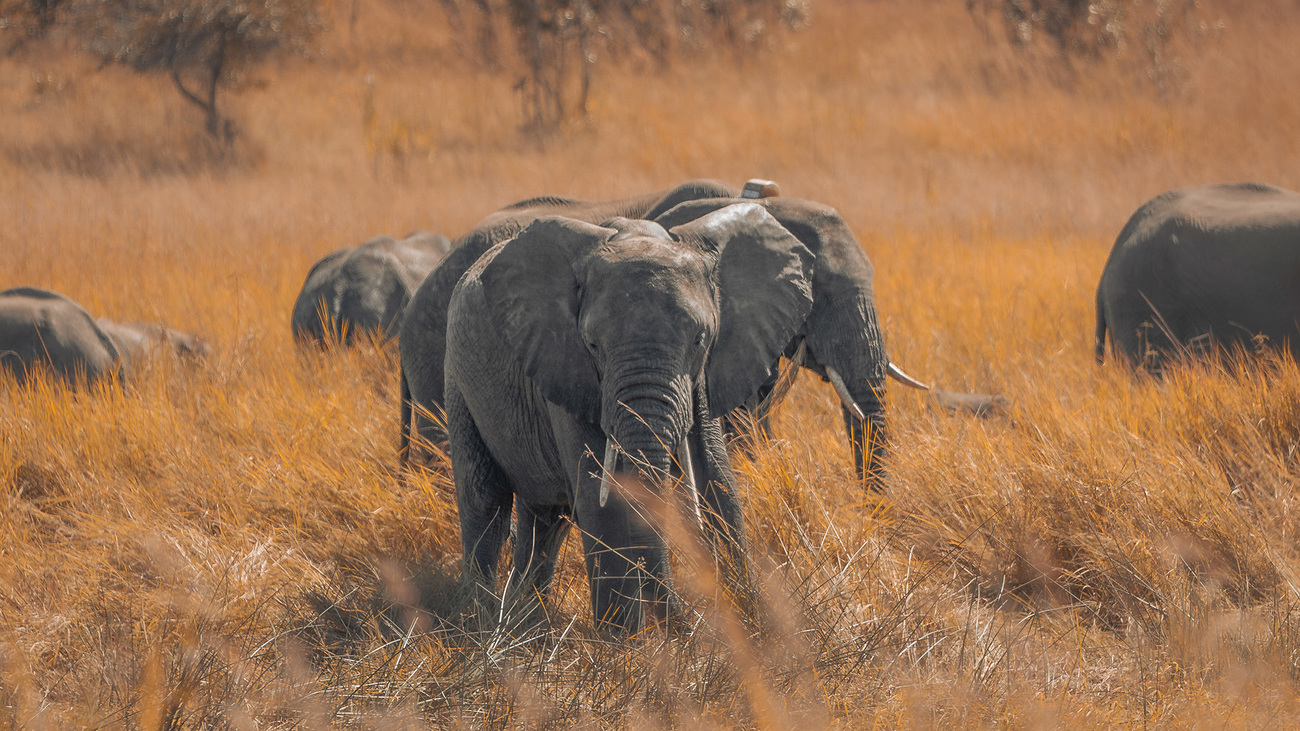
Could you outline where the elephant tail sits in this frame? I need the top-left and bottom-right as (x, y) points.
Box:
(399, 364), (412, 463)
(1094, 287), (1108, 365)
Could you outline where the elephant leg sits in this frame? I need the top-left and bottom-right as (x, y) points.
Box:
(509, 502), (572, 602)
(723, 362), (779, 451)
(578, 502), (672, 635)
(447, 383), (514, 592)
(690, 401), (757, 622)
(573, 448), (671, 635)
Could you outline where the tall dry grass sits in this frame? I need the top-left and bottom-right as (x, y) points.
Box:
(4, 0), (1300, 726)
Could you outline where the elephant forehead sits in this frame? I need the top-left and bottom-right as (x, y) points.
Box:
(592, 238), (712, 274)
(587, 255), (714, 301)
(582, 255), (716, 326)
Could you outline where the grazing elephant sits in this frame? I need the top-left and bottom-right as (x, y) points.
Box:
(399, 179), (747, 459)
(654, 196), (948, 484)
(292, 230), (451, 346)
(96, 319), (212, 369)
(446, 205), (813, 634)
(1095, 182), (1300, 371)
(0, 287), (121, 386)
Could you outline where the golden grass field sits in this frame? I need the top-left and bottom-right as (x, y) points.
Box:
(5, 0), (1300, 726)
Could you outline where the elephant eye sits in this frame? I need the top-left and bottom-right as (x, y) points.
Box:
(694, 331), (707, 348)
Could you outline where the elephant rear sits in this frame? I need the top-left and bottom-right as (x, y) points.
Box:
(1096, 182), (1300, 369)
(0, 287), (121, 386)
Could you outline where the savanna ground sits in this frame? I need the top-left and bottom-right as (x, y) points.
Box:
(4, 0), (1300, 726)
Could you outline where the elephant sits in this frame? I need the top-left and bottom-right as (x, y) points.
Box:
(399, 178), (752, 460)
(653, 196), (952, 484)
(95, 319), (212, 369)
(1095, 182), (1300, 371)
(0, 287), (122, 386)
(445, 205), (813, 634)
(292, 230), (451, 346)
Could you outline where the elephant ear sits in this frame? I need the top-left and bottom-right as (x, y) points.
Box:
(479, 216), (616, 423)
(670, 203), (814, 418)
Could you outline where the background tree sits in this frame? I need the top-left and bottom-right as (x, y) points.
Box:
(2, 0), (319, 142)
(439, 0), (810, 135)
(965, 0), (1213, 93)
(0, 0), (69, 43)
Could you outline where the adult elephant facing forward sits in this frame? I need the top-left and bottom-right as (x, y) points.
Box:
(400, 179), (745, 459)
(446, 205), (812, 635)
(1095, 182), (1300, 371)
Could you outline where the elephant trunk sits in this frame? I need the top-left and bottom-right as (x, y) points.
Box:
(597, 363), (697, 509)
(824, 364), (887, 489)
(600, 358), (694, 474)
(599, 435), (700, 520)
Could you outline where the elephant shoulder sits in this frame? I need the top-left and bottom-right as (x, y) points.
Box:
(433, 216), (529, 291)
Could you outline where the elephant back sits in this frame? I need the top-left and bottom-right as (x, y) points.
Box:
(0, 287), (121, 386)
(1097, 182), (1300, 366)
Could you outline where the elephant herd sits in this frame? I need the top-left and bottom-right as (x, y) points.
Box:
(5, 178), (1300, 634)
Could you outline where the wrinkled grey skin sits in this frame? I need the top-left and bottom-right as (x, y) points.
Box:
(446, 205), (813, 635)
(96, 319), (212, 370)
(400, 179), (740, 459)
(0, 287), (121, 386)
(655, 197), (892, 482)
(1096, 182), (1300, 372)
(656, 197), (1008, 484)
(293, 231), (451, 346)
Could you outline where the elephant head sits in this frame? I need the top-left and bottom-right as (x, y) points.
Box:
(654, 197), (898, 484)
(461, 203), (813, 633)
(293, 231), (449, 348)
(95, 319), (212, 371)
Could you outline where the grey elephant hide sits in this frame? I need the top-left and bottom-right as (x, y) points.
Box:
(0, 287), (122, 386)
(1096, 181), (1300, 372)
(444, 205), (812, 635)
(293, 230), (451, 347)
(398, 179), (743, 462)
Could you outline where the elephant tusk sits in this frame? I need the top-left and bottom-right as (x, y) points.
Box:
(676, 439), (704, 530)
(599, 438), (618, 508)
(824, 365), (867, 422)
(887, 361), (931, 391)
